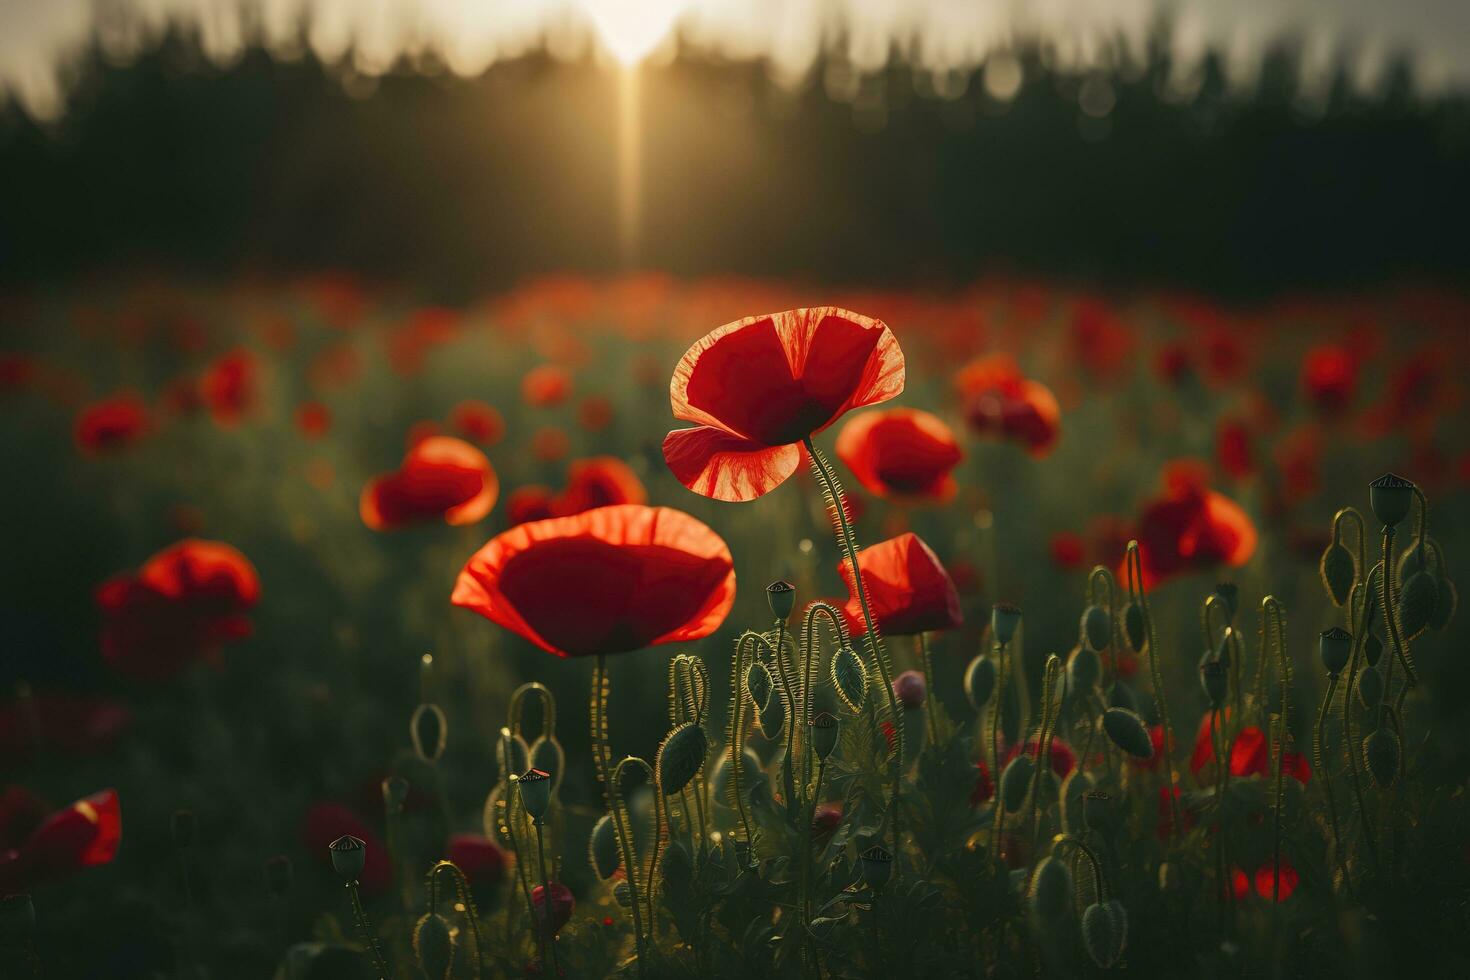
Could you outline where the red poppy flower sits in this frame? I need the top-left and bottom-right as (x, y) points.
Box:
(451, 400), (505, 446)
(523, 365), (572, 407)
(1301, 344), (1357, 414)
(1070, 297), (1134, 378)
(552, 457), (647, 516)
(1001, 737), (1077, 780)
(199, 348), (258, 426)
(663, 307), (904, 502)
(1189, 709), (1231, 775)
(97, 539), (260, 680)
(360, 437), (498, 531)
(447, 833), (507, 888)
(507, 486), (557, 526)
(956, 355), (1060, 457)
(835, 407), (962, 502)
(1228, 726), (1311, 784)
(301, 803), (390, 895)
(452, 504), (736, 659)
(0, 693), (132, 766)
(969, 760), (995, 807)
(295, 402), (331, 440)
(1049, 532), (1085, 569)
(838, 532), (961, 638)
(1215, 419), (1253, 480)
(1253, 860), (1299, 901)
(74, 392), (149, 453)
(1127, 461), (1257, 588)
(0, 788), (121, 892)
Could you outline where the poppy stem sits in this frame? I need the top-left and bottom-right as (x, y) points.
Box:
(1312, 674), (1350, 897)
(1127, 541), (1181, 844)
(919, 634), (938, 748)
(609, 756), (652, 979)
(1261, 596), (1289, 910)
(534, 820), (561, 979)
(345, 880), (391, 979)
(1340, 580), (1381, 879)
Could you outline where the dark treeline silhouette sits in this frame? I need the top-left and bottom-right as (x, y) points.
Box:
(1, 32), (1468, 298)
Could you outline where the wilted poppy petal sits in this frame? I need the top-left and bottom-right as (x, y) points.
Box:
(452, 504), (736, 658)
(663, 427), (801, 503)
(838, 532), (962, 637)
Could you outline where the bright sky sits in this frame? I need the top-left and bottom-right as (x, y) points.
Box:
(2, 0), (1468, 119)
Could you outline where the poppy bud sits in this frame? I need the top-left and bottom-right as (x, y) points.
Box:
(411, 703), (448, 763)
(1029, 856), (1072, 921)
(1000, 755), (1034, 812)
(1319, 627), (1351, 676)
(657, 722), (709, 796)
(1081, 899), (1129, 969)
(413, 912), (454, 980)
(1123, 602), (1146, 652)
(1320, 542), (1355, 606)
(1357, 665), (1383, 708)
(892, 670), (927, 710)
(832, 646), (868, 713)
(1363, 727), (1400, 788)
(529, 736), (565, 794)
(745, 661), (774, 712)
(964, 654), (997, 709)
(1212, 582), (1239, 624)
(1103, 708), (1154, 759)
(383, 775), (410, 813)
(1369, 473), (1415, 529)
(518, 768), (553, 822)
(1061, 770), (1093, 834)
(0, 893), (36, 945)
(1430, 578), (1457, 632)
(758, 689), (786, 739)
(767, 580), (797, 622)
(860, 844), (893, 892)
(810, 711), (840, 761)
(265, 854), (293, 898)
(992, 602), (1022, 645)
(1067, 646), (1102, 696)
(1082, 605), (1111, 652)
(171, 809), (196, 849)
(614, 880), (632, 907)
(328, 835), (366, 882)
(1082, 789), (1116, 836)
(1109, 681), (1139, 714)
(1199, 660), (1227, 708)
(1399, 570), (1439, 639)
(497, 728), (530, 779)
(588, 814), (620, 880)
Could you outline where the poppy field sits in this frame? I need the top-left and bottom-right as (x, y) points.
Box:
(2, 274), (1469, 978)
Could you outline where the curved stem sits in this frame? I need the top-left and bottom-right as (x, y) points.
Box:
(1052, 834), (1107, 902)
(1128, 541), (1180, 843)
(609, 756), (651, 978)
(799, 760), (827, 978)
(1340, 580), (1381, 876)
(1313, 674), (1349, 893)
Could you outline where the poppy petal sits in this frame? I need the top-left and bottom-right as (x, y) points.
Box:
(838, 532), (963, 637)
(835, 407), (962, 502)
(663, 427), (801, 503)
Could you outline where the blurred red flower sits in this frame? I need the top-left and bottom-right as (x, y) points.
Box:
(301, 803), (390, 895)
(0, 692), (132, 767)
(0, 787), (121, 892)
(522, 365), (572, 407)
(507, 486), (557, 526)
(360, 436), (498, 531)
(532, 881), (575, 936)
(1154, 342), (1192, 386)
(1049, 532), (1085, 569)
(74, 392), (150, 453)
(295, 402), (331, 440)
(956, 355), (1060, 457)
(1273, 426), (1322, 505)
(199, 348), (259, 426)
(96, 539), (261, 680)
(1189, 714), (1309, 785)
(452, 505), (736, 658)
(1215, 418), (1254, 480)
(1300, 344), (1357, 414)
(835, 407), (962, 502)
(837, 532), (962, 637)
(969, 760), (995, 806)
(1070, 297), (1134, 378)
(663, 307), (904, 501)
(451, 400), (505, 446)
(552, 457), (647, 516)
(1126, 724), (1166, 771)
(447, 833), (507, 888)
(1252, 860), (1299, 901)
(1127, 461), (1257, 588)
(1001, 737), (1077, 779)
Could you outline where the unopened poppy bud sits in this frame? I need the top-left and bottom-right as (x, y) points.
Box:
(1399, 569), (1439, 639)
(810, 711), (840, 761)
(1061, 771), (1093, 833)
(992, 602), (1022, 645)
(613, 880), (632, 907)
(265, 854), (293, 898)
(171, 809), (196, 849)
(1123, 602), (1146, 652)
(860, 844), (894, 892)
(1369, 473), (1414, 529)
(1082, 789), (1115, 835)
(1430, 578), (1457, 632)
(1082, 605), (1111, 652)
(1000, 755), (1034, 812)
(1212, 582), (1239, 623)
(411, 703), (448, 763)
(1363, 727), (1400, 788)
(0, 893), (36, 945)
(519, 768), (553, 822)
(1357, 665), (1383, 708)
(1103, 708), (1155, 759)
(964, 654), (997, 709)
(1082, 899), (1129, 968)
(588, 814), (619, 880)
(892, 670), (927, 710)
(1320, 542), (1355, 606)
(382, 775), (410, 813)
(1029, 855), (1071, 921)
(1364, 631), (1383, 667)
(1067, 646), (1102, 695)
(1319, 628), (1351, 676)
(413, 912), (454, 980)
(1199, 660), (1228, 708)
(328, 835), (366, 882)
(745, 661), (774, 712)
(766, 580), (797, 622)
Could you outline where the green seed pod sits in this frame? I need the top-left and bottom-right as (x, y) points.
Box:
(1123, 602), (1146, 652)
(758, 687), (786, 739)
(1082, 605), (1112, 652)
(1212, 582), (1239, 624)
(1000, 755), (1035, 812)
(810, 711), (840, 762)
(1364, 631), (1384, 668)
(171, 809), (197, 849)
(518, 768), (553, 822)
(0, 893), (36, 946)
(613, 880), (632, 907)
(529, 736), (566, 795)
(1320, 542), (1356, 606)
(661, 838), (693, 893)
(1067, 646), (1102, 696)
(1029, 856), (1072, 921)
(860, 844), (894, 892)
(1082, 899), (1129, 969)
(657, 722), (708, 795)
(1369, 473), (1415, 529)
(1061, 770), (1094, 834)
(588, 814), (620, 879)
(767, 580), (797, 622)
(328, 835), (366, 881)
(1357, 665), (1383, 708)
(265, 854), (293, 898)
(413, 912), (454, 980)
(411, 703), (448, 763)
(992, 602), (1023, 645)
(1399, 569), (1439, 639)
(1103, 708), (1154, 759)
(745, 661), (774, 712)
(1319, 627), (1352, 676)
(1199, 660), (1228, 708)
(1082, 789), (1116, 836)
(964, 654), (997, 710)
(1363, 727), (1400, 788)
(1430, 578), (1457, 632)
(831, 645), (868, 713)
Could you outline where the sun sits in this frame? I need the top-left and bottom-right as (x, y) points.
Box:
(581, 0), (686, 66)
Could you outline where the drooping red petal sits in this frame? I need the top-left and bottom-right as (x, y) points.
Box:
(452, 505), (736, 658)
(838, 532), (962, 637)
(835, 407), (961, 502)
(662, 427), (802, 502)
